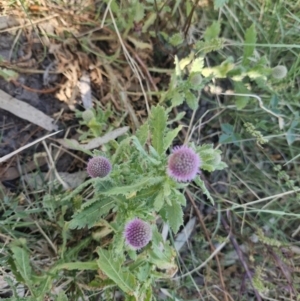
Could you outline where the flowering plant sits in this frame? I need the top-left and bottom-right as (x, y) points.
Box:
(65, 105), (227, 300)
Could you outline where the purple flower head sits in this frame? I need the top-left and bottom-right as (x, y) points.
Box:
(124, 218), (152, 250)
(167, 145), (201, 182)
(87, 156), (112, 178)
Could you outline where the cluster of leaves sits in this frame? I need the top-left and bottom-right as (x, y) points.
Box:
(67, 106), (226, 299)
(2, 105), (226, 301)
(75, 104), (113, 141)
(164, 20), (287, 113)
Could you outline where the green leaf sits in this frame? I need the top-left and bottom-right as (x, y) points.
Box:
(174, 55), (181, 76)
(169, 32), (184, 47)
(173, 189), (186, 206)
(197, 144), (227, 172)
(185, 90), (198, 110)
(171, 91), (185, 108)
(149, 106), (167, 155)
(194, 177), (214, 205)
(69, 198), (115, 229)
(136, 122), (149, 146)
(56, 291), (68, 301)
(233, 81), (250, 109)
(163, 125), (183, 151)
(131, 136), (161, 165)
(136, 263), (151, 282)
(195, 38), (224, 54)
(134, 1), (144, 22)
(214, 0), (229, 9)
(164, 198), (183, 233)
(148, 233), (177, 269)
(35, 276), (52, 298)
(154, 190), (165, 211)
(102, 176), (164, 197)
(221, 123), (234, 134)
(51, 261), (98, 273)
(243, 24), (257, 65)
(11, 246), (32, 285)
(96, 248), (137, 295)
(0, 68), (18, 81)
(178, 52), (194, 71)
(190, 57), (204, 73)
(204, 21), (221, 41)
(286, 124), (298, 146)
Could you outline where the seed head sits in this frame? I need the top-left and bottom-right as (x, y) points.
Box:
(167, 145), (201, 182)
(87, 156), (112, 178)
(190, 73), (202, 86)
(82, 109), (94, 122)
(124, 218), (152, 250)
(272, 65), (288, 79)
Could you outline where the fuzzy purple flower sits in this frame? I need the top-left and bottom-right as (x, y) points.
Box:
(167, 145), (201, 182)
(124, 218), (152, 250)
(87, 156), (112, 178)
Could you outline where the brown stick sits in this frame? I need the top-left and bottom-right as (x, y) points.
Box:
(186, 190), (230, 301)
(221, 214), (262, 301)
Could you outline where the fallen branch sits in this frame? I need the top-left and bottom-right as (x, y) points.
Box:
(0, 89), (58, 131)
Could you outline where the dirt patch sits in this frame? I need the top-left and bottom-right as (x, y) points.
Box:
(0, 29), (76, 188)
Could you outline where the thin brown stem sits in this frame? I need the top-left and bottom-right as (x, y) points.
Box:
(221, 214), (262, 301)
(186, 190), (230, 301)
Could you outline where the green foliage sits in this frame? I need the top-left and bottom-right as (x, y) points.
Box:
(214, 0), (229, 9)
(68, 198), (115, 229)
(244, 122), (268, 146)
(164, 197), (183, 233)
(3, 1), (300, 300)
(0, 67), (18, 81)
(96, 248), (137, 295)
(219, 123), (242, 146)
(252, 266), (268, 294)
(58, 103), (226, 299)
(149, 105), (167, 155)
(197, 144), (228, 172)
(75, 104), (113, 141)
(233, 80), (250, 110)
(204, 21), (221, 41)
(243, 24), (257, 66)
(136, 122), (149, 146)
(11, 246), (33, 286)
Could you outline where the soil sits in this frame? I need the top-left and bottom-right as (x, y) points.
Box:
(0, 32), (77, 189)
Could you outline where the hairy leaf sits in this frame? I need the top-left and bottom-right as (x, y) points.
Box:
(214, 0), (229, 9)
(190, 57), (204, 73)
(194, 177), (215, 205)
(102, 176), (164, 197)
(197, 144), (227, 172)
(149, 106), (167, 155)
(233, 80), (250, 109)
(51, 261), (98, 273)
(164, 198), (183, 233)
(131, 136), (160, 165)
(136, 122), (149, 146)
(97, 248), (137, 295)
(11, 246), (32, 285)
(57, 291), (68, 301)
(163, 125), (183, 152)
(204, 21), (221, 41)
(133, 1), (144, 22)
(172, 189), (186, 206)
(154, 190), (164, 211)
(69, 198), (115, 229)
(195, 38), (224, 54)
(185, 90), (198, 110)
(169, 33), (184, 47)
(171, 91), (185, 108)
(243, 24), (257, 65)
